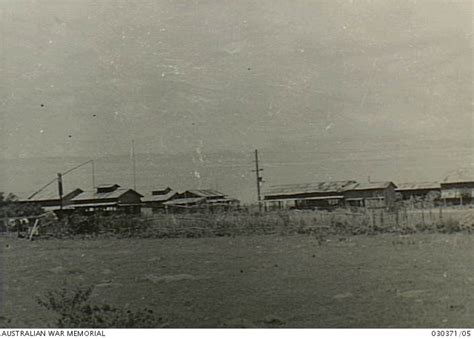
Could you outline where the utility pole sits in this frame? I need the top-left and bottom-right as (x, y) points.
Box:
(57, 173), (63, 210)
(252, 149), (264, 212)
(132, 139), (137, 190)
(29, 160), (95, 210)
(91, 160), (95, 189)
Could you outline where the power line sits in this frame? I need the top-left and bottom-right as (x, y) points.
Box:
(27, 177), (58, 199)
(27, 160), (95, 200)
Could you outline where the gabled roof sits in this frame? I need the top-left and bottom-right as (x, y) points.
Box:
(142, 190), (177, 203)
(264, 181), (356, 197)
(443, 170), (474, 184)
(151, 187), (173, 195)
(163, 197), (206, 206)
(207, 197), (240, 204)
(71, 188), (143, 202)
(72, 202), (117, 208)
(348, 182), (396, 191)
(24, 190), (58, 201)
(184, 189), (226, 198)
(396, 182), (440, 191)
(96, 184), (120, 189)
(23, 188), (83, 202)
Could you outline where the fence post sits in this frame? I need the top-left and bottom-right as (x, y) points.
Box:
(421, 201), (425, 226)
(2, 209), (7, 233)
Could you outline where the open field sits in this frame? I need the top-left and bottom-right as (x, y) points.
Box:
(1, 233), (474, 328)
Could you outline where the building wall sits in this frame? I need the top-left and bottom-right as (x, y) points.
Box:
(265, 200), (297, 210)
(117, 191), (143, 204)
(441, 185), (474, 205)
(344, 185), (397, 209)
(265, 191), (344, 201)
(145, 201), (166, 212)
(178, 191), (225, 199)
(397, 189), (440, 201)
(344, 189), (385, 200)
(264, 191), (345, 210)
(384, 186), (397, 209)
(441, 188), (474, 199)
(297, 198), (343, 210)
(441, 182), (474, 190)
(72, 197), (117, 205)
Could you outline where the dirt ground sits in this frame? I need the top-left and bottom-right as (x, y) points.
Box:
(1, 233), (473, 328)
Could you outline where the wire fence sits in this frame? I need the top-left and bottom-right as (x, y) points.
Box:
(1, 205), (473, 239)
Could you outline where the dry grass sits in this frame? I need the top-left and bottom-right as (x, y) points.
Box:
(1, 233), (474, 328)
(45, 208), (474, 239)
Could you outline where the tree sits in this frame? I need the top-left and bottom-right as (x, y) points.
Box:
(0, 192), (43, 217)
(0, 192), (18, 207)
(426, 190), (441, 207)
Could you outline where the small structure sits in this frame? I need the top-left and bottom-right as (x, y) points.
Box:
(142, 187), (177, 212)
(5, 211), (58, 239)
(166, 189), (240, 212)
(263, 181), (356, 210)
(395, 182), (440, 202)
(441, 172), (474, 206)
(70, 184), (143, 214)
(176, 189), (227, 200)
(344, 182), (397, 209)
(162, 197), (207, 212)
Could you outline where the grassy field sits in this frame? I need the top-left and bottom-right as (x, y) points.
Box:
(1, 233), (474, 328)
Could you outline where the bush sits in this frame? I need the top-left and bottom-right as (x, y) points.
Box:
(0, 202), (44, 219)
(436, 218), (462, 234)
(37, 285), (165, 328)
(41, 209), (474, 240)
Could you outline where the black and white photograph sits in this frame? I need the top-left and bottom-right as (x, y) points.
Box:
(0, 0), (473, 333)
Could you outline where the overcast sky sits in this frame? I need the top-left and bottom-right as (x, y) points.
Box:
(1, 0), (472, 159)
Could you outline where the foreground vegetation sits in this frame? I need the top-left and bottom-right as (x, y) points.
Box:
(28, 207), (474, 240)
(1, 232), (473, 327)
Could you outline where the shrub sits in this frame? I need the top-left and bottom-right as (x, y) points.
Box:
(39, 209), (474, 239)
(436, 218), (461, 234)
(37, 285), (164, 328)
(66, 215), (100, 235)
(415, 222), (432, 233)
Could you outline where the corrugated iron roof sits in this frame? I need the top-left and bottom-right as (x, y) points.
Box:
(163, 197), (205, 206)
(72, 202), (117, 208)
(96, 184), (120, 188)
(443, 169), (474, 184)
(151, 187), (173, 195)
(396, 182), (440, 191)
(43, 205), (74, 211)
(264, 181), (356, 196)
(207, 198), (240, 204)
(142, 191), (177, 203)
(71, 188), (143, 202)
(304, 195), (344, 200)
(23, 188), (83, 202)
(348, 182), (396, 191)
(24, 189), (59, 201)
(185, 189), (226, 197)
